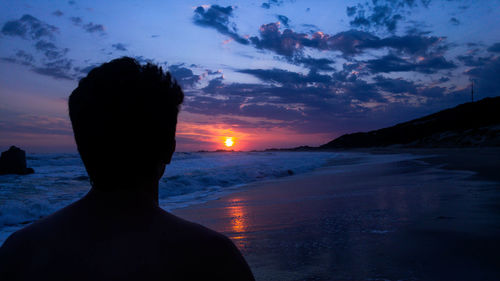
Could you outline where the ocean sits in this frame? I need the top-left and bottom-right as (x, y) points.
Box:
(0, 151), (344, 244)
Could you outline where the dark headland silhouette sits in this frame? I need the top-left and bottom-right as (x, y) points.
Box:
(263, 97), (500, 152)
(0, 57), (255, 281)
(321, 97), (500, 149)
(0, 146), (34, 175)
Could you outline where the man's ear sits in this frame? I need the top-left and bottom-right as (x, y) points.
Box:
(164, 139), (175, 164)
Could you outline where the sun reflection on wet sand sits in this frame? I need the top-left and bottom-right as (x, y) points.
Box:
(226, 198), (249, 249)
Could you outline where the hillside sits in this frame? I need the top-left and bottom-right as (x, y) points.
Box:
(321, 97), (500, 149)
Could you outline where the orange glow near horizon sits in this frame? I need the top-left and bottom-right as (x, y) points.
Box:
(175, 112), (334, 151)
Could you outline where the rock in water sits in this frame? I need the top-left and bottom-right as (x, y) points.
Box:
(0, 146), (34, 175)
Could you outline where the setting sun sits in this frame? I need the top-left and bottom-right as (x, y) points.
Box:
(224, 137), (234, 147)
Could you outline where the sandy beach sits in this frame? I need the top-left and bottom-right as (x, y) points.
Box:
(173, 149), (500, 281)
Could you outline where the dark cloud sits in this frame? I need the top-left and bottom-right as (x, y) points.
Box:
(487, 43), (500, 53)
(365, 54), (456, 74)
(456, 54), (491, 67)
(193, 5), (249, 45)
(1, 14), (58, 40)
(74, 63), (100, 75)
(133, 56), (154, 65)
(1, 50), (35, 66)
(325, 30), (379, 55)
(52, 10), (64, 17)
(360, 33), (445, 55)
(277, 15), (289, 27)
(183, 75), (388, 134)
(83, 22), (105, 34)
(206, 69), (222, 75)
(346, 0), (432, 32)
(0, 114), (72, 136)
(301, 23), (318, 31)
(418, 86), (446, 98)
(449, 17), (460, 25)
(70, 16), (83, 25)
(346, 6), (357, 17)
(168, 64), (201, 87)
(373, 75), (418, 94)
(112, 43), (127, 51)
(238, 68), (331, 85)
(182, 61), (473, 136)
(15, 50), (35, 64)
(438, 77), (450, 83)
(249, 23), (308, 56)
(261, 0), (283, 9)
(466, 56), (500, 97)
(35, 40), (68, 59)
(249, 25), (444, 58)
(32, 58), (73, 80)
(374, 75), (446, 98)
(294, 57), (335, 71)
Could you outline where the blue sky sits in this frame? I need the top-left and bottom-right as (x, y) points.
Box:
(1, 0), (500, 152)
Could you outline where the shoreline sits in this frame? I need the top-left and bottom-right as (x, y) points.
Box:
(173, 148), (500, 280)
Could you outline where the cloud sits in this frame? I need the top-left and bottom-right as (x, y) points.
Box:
(35, 40), (68, 59)
(74, 63), (100, 75)
(345, 0), (431, 33)
(456, 53), (492, 67)
(0, 14), (107, 81)
(360, 33), (445, 55)
(1, 14), (58, 40)
(261, 0), (283, 9)
(238, 68), (331, 85)
(112, 43), (127, 51)
(276, 15), (289, 27)
(248, 24), (445, 58)
(249, 22), (309, 57)
(83, 22), (105, 34)
(168, 64), (201, 87)
(294, 57), (335, 71)
(365, 53), (456, 74)
(70, 16), (83, 25)
(449, 17), (460, 25)
(193, 5), (249, 45)
(374, 75), (418, 94)
(438, 77), (450, 83)
(0, 114), (72, 136)
(32, 58), (74, 80)
(487, 43), (500, 53)
(181, 57), (474, 137)
(1, 50), (35, 66)
(69, 16), (106, 34)
(466, 56), (500, 97)
(346, 6), (357, 17)
(52, 10), (64, 17)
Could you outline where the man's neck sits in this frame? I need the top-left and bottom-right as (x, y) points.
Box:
(84, 181), (159, 213)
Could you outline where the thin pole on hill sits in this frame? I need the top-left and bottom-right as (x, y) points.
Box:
(471, 80), (474, 103)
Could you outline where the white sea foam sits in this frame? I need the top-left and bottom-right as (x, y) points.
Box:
(0, 151), (343, 243)
(0, 151), (422, 245)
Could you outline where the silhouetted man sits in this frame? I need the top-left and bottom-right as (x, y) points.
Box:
(0, 57), (255, 281)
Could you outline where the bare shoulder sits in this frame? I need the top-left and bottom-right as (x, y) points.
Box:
(0, 217), (43, 278)
(0, 200), (82, 275)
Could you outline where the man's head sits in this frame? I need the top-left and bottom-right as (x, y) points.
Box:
(69, 57), (184, 188)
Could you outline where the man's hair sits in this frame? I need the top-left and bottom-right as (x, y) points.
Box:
(69, 57), (184, 187)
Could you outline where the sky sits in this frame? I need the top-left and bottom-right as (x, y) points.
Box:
(1, 0), (499, 152)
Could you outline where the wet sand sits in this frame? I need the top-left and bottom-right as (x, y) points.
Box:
(173, 149), (500, 281)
